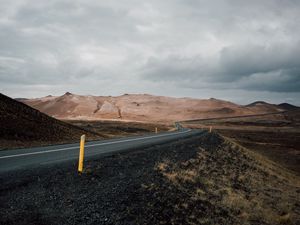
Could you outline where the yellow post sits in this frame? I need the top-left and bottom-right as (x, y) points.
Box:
(155, 127), (158, 134)
(209, 126), (212, 133)
(78, 134), (86, 173)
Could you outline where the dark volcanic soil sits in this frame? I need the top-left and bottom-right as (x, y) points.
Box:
(183, 110), (300, 175)
(0, 93), (102, 150)
(66, 120), (170, 138)
(0, 133), (299, 225)
(218, 129), (300, 175)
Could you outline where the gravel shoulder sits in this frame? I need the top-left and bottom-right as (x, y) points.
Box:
(0, 132), (299, 225)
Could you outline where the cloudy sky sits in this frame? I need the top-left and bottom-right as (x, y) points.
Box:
(0, 0), (299, 105)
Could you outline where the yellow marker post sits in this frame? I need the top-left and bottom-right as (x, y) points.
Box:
(209, 126), (212, 133)
(155, 127), (158, 134)
(78, 134), (86, 173)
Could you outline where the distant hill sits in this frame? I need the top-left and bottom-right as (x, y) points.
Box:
(244, 101), (283, 114)
(19, 93), (289, 122)
(246, 101), (299, 113)
(0, 93), (101, 150)
(278, 103), (299, 111)
(245, 101), (270, 107)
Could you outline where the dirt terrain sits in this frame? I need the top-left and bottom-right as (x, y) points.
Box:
(0, 132), (299, 225)
(0, 93), (102, 150)
(19, 92), (293, 122)
(66, 120), (171, 138)
(0, 93), (170, 150)
(183, 110), (300, 175)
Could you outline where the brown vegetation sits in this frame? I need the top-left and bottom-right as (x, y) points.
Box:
(183, 110), (300, 175)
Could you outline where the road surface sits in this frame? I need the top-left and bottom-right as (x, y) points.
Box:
(0, 128), (203, 173)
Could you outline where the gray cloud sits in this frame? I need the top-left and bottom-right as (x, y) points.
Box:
(0, 0), (299, 104)
(142, 42), (300, 93)
(219, 43), (300, 81)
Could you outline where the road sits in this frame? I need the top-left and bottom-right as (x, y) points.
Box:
(0, 128), (202, 173)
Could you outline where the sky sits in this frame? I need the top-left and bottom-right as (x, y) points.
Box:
(0, 0), (299, 105)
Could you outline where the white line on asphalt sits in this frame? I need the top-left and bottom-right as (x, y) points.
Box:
(0, 130), (191, 159)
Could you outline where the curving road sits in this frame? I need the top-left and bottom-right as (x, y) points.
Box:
(0, 128), (203, 173)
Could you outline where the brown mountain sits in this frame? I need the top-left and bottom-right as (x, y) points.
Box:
(19, 93), (287, 122)
(0, 93), (101, 149)
(244, 101), (284, 114)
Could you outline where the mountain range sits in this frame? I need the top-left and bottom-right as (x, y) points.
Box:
(18, 92), (298, 122)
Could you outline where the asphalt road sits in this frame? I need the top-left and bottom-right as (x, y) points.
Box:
(0, 128), (203, 173)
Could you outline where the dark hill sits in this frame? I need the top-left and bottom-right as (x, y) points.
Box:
(0, 93), (101, 150)
(245, 101), (270, 107)
(278, 103), (299, 111)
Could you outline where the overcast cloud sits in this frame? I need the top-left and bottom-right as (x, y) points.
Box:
(0, 0), (299, 104)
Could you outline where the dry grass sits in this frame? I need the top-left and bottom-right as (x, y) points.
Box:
(155, 134), (300, 225)
(182, 110), (300, 175)
(223, 136), (300, 186)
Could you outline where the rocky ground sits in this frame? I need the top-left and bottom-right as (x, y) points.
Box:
(66, 120), (171, 138)
(1, 132), (299, 225)
(183, 110), (300, 175)
(218, 129), (300, 175)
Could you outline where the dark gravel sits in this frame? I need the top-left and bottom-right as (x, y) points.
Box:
(0, 132), (299, 225)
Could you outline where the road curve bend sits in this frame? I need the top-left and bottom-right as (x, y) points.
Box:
(0, 128), (204, 173)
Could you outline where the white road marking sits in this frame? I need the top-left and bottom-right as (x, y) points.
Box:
(0, 130), (191, 160)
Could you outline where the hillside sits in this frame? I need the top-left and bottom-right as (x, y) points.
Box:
(0, 93), (101, 150)
(19, 93), (291, 122)
(278, 103), (300, 111)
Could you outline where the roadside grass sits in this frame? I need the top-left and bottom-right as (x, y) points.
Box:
(1, 131), (299, 225)
(155, 133), (300, 225)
